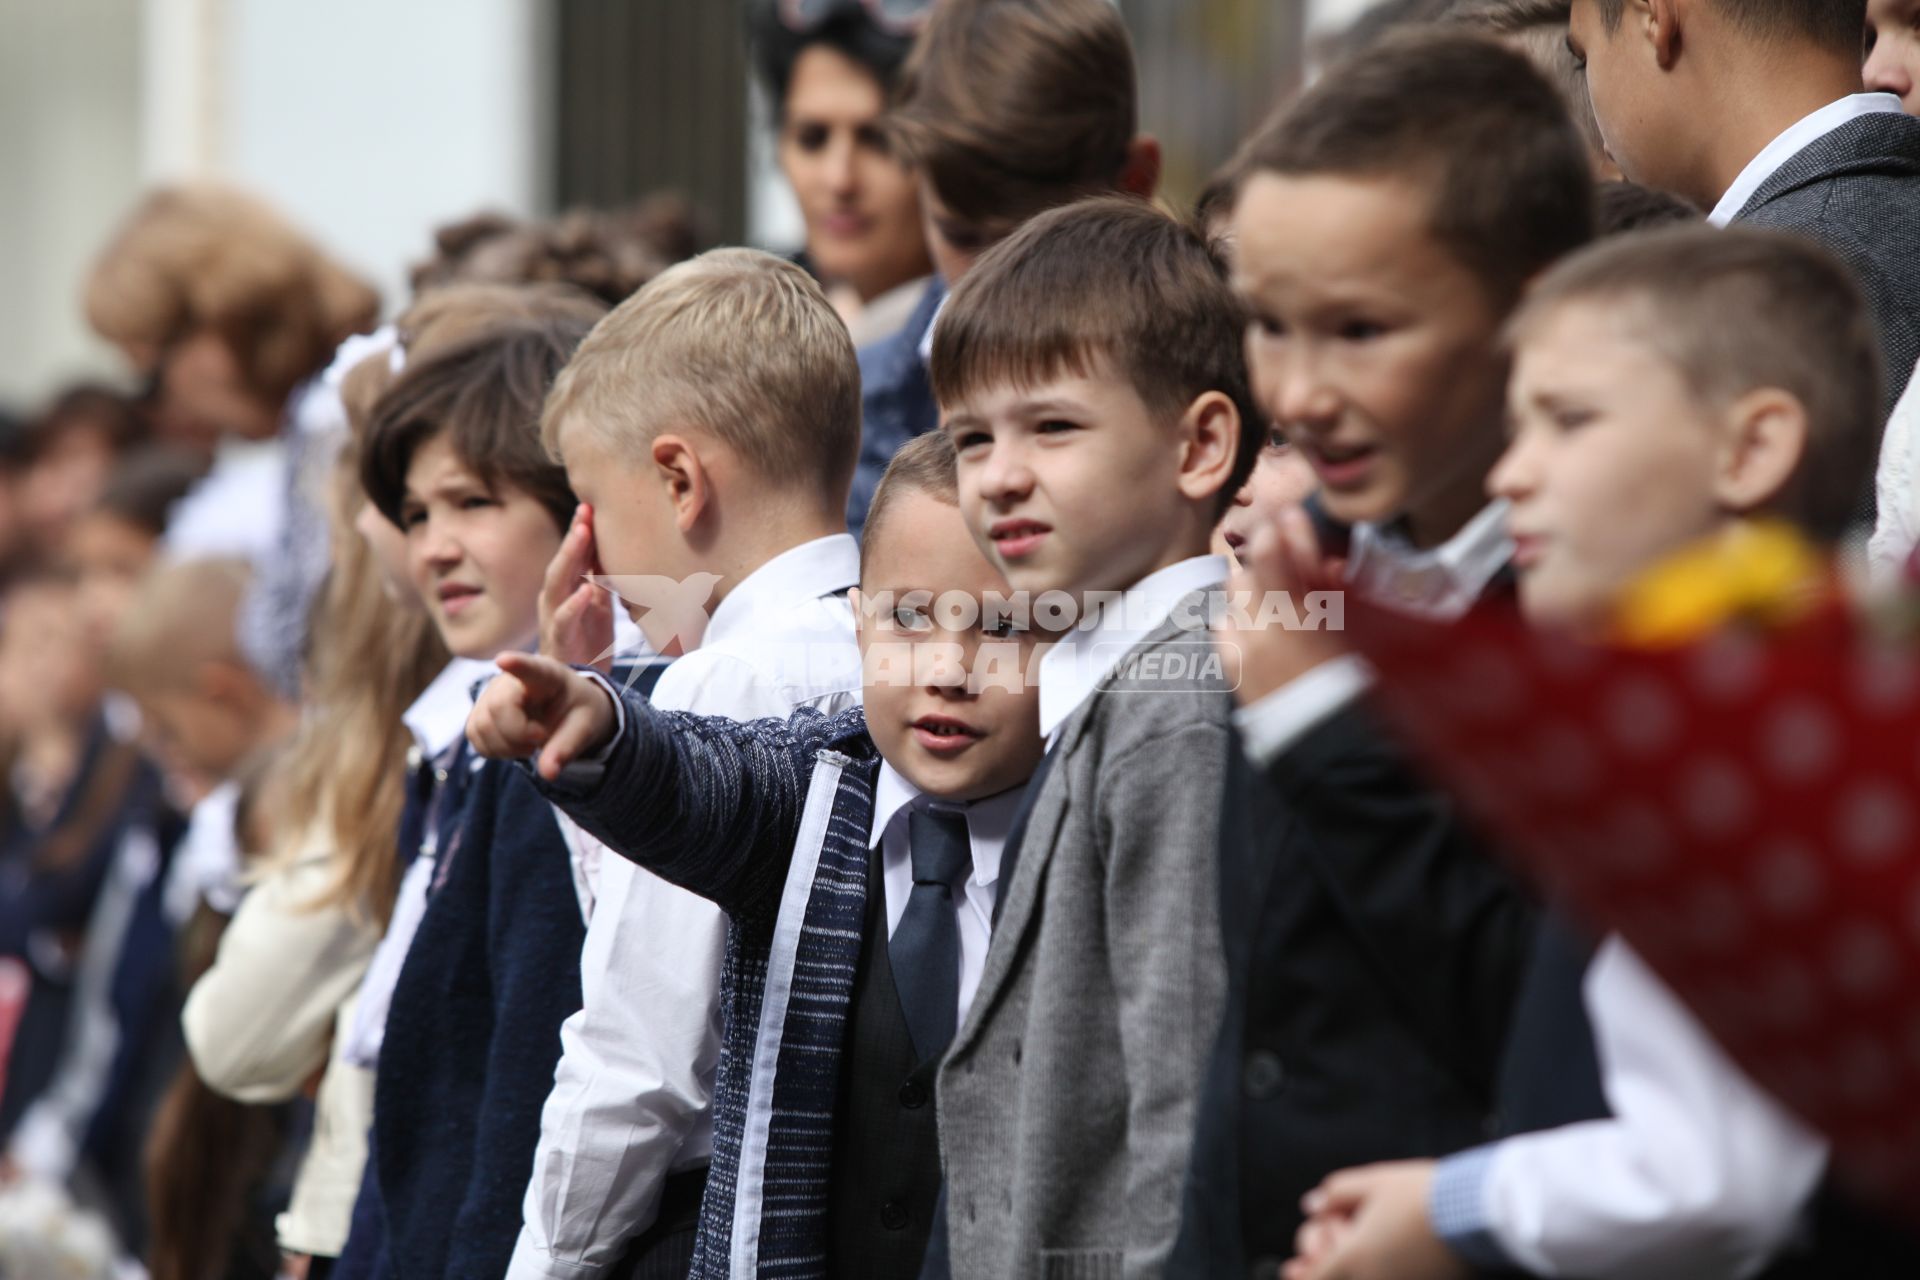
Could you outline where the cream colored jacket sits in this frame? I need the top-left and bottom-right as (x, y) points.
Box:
(182, 830), (382, 1256)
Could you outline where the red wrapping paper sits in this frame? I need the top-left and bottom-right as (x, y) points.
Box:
(1344, 597), (1920, 1215)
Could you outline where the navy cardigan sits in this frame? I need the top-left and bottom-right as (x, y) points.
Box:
(358, 747), (586, 1279)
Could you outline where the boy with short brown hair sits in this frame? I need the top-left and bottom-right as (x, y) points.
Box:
(848, 0), (1159, 535)
(1178, 30), (1595, 1276)
(1568, 0), (1920, 415)
(928, 194), (1260, 1278)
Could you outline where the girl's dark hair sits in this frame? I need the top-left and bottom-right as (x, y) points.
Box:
(94, 446), (207, 537)
(30, 383), (149, 460)
(360, 293), (607, 533)
(747, 2), (917, 119)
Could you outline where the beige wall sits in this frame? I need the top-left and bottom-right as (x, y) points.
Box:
(0, 0), (144, 406)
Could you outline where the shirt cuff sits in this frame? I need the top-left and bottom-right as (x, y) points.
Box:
(1232, 654), (1372, 766)
(1429, 1145), (1516, 1273)
(503, 1230), (607, 1280)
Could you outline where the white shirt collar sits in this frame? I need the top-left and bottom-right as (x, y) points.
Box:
(1708, 93), (1904, 226)
(869, 759), (1024, 892)
(1348, 500), (1512, 622)
(402, 657), (495, 760)
(703, 534), (861, 649)
(1036, 554), (1229, 741)
(917, 294), (950, 367)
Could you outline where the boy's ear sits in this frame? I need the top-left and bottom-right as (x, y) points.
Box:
(1174, 391), (1242, 507)
(1647, 0), (1682, 70)
(1117, 136), (1161, 200)
(1712, 388), (1808, 517)
(651, 435), (711, 533)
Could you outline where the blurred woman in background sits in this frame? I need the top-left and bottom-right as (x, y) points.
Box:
(750, 0), (933, 344)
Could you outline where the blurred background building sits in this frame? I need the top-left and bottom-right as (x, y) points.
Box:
(0, 0), (1383, 403)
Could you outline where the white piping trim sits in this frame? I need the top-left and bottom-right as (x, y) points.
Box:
(730, 751), (849, 1276)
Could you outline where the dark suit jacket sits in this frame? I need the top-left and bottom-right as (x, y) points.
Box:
(847, 279), (944, 541)
(1734, 111), (1920, 415)
(1172, 703), (1539, 1278)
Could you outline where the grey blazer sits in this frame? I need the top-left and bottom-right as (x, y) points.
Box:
(937, 600), (1233, 1280)
(1734, 110), (1920, 415)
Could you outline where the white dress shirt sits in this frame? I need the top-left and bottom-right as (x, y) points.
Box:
(341, 656), (495, 1071)
(1235, 501), (1512, 765)
(869, 765), (1024, 1029)
(507, 534), (864, 1280)
(1434, 936), (1829, 1280)
(1708, 93), (1905, 226)
(1037, 554), (1230, 742)
(1870, 356), (1920, 582)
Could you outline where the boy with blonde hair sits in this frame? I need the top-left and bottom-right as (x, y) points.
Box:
(504, 248), (870, 1280)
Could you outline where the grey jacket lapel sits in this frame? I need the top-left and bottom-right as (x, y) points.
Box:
(1735, 112), (1920, 220)
(948, 595), (1219, 1055)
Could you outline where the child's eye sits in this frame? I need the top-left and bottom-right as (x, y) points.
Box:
(1036, 419), (1078, 436)
(1551, 408), (1598, 432)
(1264, 425), (1291, 453)
(399, 506), (426, 530)
(460, 494), (497, 512)
(951, 428), (991, 452)
(1248, 312), (1287, 341)
(1338, 318), (1387, 342)
(893, 607), (934, 633)
(791, 123), (830, 153)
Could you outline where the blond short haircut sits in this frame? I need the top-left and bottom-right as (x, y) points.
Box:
(540, 248), (861, 509)
(109, 557), (253, 698)
(1511, 226), (1882, 543)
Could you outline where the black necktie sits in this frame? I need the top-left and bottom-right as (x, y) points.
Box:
(891, 803), (972, 1063)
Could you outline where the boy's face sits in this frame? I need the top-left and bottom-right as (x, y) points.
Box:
(399, 432), (565, 660)
(66, 512), (157, 653)
(139, 672), (260, 785)
(1866, 0), (1920, 115)
(1568, 0), (1681, 193)
(944, 361), (1202, 604)
(1232, 171), (1510, 545)
(558, 423), (685, 595)
(1218, 426), (1319, 561)
(1491, 298), (1725, 631)
(919, 180), (1023, 287)
(855, 490), (1044, 803)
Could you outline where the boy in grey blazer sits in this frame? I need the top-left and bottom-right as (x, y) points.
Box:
(926, 197), (1268, 1278)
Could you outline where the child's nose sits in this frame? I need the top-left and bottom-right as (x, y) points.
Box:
(1865, 49), (1913, 99)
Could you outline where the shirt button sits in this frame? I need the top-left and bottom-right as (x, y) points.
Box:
(880, 1201), (909, 1231)
(1242, 1050), (1286, 1100)
(899, 1080), (928, 1110)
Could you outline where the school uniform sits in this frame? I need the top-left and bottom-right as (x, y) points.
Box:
(1712, 93), (1920, 417)
(935, 557), (1236, 1279)
(1173, 504), (1543, 1278)
(507, 535), (863, 1280)
(533, 687), (1026, 1280)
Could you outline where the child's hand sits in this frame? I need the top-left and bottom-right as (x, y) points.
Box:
(540, 505), (615, 673)
(1214, 504), (1348, 706)
(466, 652), (616, 780)
(1283, 1161), (1468, 1280)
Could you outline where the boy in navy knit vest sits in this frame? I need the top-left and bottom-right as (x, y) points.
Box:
(469, 433), (1045, 1279)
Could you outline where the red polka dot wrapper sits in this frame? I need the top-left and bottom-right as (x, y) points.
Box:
(1345, 597), (1920, 1215)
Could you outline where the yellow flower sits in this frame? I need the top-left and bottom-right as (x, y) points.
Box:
(1609, 522), (1827, 648)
